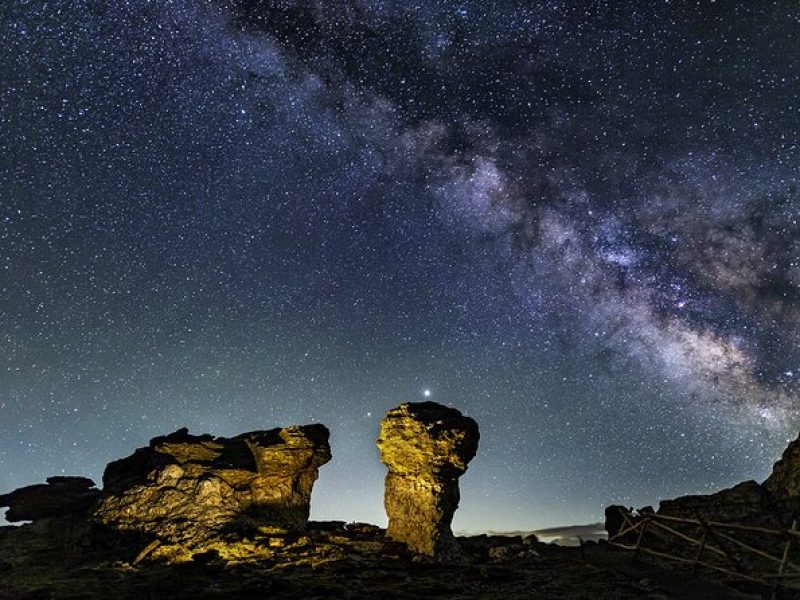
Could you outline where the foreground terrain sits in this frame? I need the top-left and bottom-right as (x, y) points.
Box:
(6, 414), (800, 598)
(0, 519), (762, 599)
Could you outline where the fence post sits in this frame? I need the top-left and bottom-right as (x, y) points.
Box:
(692, 527), (709, 575)
(633, 518), (649, 562)
(694, 513), (748, 576)
(772, 519), (797, 600)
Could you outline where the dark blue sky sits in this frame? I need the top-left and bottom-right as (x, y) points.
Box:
(1, 0), (799, 530)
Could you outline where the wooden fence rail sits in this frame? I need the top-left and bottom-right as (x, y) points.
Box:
(607, 506), (800, 596)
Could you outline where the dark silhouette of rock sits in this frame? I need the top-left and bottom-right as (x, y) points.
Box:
(605, 481), (787, 544)
(603, 441), (800, 585)
(0, 476), (100, 522)
(93, 425), (331, 544)
(377, 401), (479, 559)
(4, 513), (745, 600)
(657, 480), (781, 525)
(763, 432), (800, 513)
(604, 433), (800, 542)
(604, 505), (630, 540)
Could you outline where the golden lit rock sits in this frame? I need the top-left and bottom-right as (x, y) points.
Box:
(378, 402), (479, 559)
(93, 425), (331, 545)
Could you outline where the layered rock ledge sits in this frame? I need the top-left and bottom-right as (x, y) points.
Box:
(0, 476), (100, 522)
(94, 425), (331, 544)
(377, 401), (479, 559)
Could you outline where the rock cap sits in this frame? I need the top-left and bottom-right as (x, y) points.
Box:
(377, 401), (479, 476)
(377, 401), (479, 558)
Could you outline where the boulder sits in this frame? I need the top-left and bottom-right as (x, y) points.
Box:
(0, 476), (100, 522)
(93, 426), (331, 544)
(377, 402), (479, 559)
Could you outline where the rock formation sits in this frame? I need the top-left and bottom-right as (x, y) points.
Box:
(377, 401), (479, 559)
(0, 476), (100, 522)
(93, 425), (331, 544)
(603, 433), (800, 584)
(604, 505), (632, 541)
(763, 433), (800, 512)
(657, 480), (781, 525)
(637, 436), (800, 530)
(605, 432), (800, 541)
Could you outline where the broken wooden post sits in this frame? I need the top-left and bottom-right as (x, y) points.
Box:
(772, 519), (797, 600)
(692, 527), (709, 575)
(632, 518), (649, 562)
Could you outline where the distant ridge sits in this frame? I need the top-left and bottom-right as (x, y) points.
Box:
(456, 522), (607, 546)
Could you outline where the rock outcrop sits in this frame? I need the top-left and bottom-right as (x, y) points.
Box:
(657, 480), (782, 525)
(93, 426), (331, 544)
(634, 435), (800, 531)
(763, 433), (800, 512)
(603, 434), (800, 586)
(377, 402), (479, 559)
(604, 505), (633, 541)
(0, 476), (100, 522)
(605, 432), (800, 541)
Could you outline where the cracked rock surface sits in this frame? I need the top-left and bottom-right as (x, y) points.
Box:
(94, 425), (331, 544)
(377, 402), (479, 559)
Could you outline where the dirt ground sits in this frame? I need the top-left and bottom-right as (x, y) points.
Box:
(0, 522), (769, 600)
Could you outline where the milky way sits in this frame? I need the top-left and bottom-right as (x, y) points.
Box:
(1, 1), (799, 530)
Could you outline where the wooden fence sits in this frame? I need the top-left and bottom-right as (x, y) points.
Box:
(607, 506), (800, 597)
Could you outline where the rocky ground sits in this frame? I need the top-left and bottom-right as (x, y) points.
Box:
(0, 519), (765, 599)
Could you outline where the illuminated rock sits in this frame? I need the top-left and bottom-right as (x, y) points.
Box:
(377, 401), (479, 559)
(93, 425), (331, 544)
(0, 476), (100, 522)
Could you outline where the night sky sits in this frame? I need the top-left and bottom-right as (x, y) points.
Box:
(2, 1), (799, 531)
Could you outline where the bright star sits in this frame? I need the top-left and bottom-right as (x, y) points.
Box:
(423, 389), (432, 397)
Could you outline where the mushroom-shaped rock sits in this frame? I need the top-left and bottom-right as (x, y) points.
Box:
(93, 425), (330, 544)
(0, 476), (100, 522)
(377, 402), (479, 558)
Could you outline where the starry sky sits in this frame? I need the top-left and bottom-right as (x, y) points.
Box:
(1, 1), (799, 531)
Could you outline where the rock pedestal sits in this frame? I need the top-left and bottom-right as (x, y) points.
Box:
(93, 425), (331, 544)
(377, 402), (479, 558)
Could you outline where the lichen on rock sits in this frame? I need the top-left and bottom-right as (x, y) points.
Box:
(377, 401), (479, 559)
